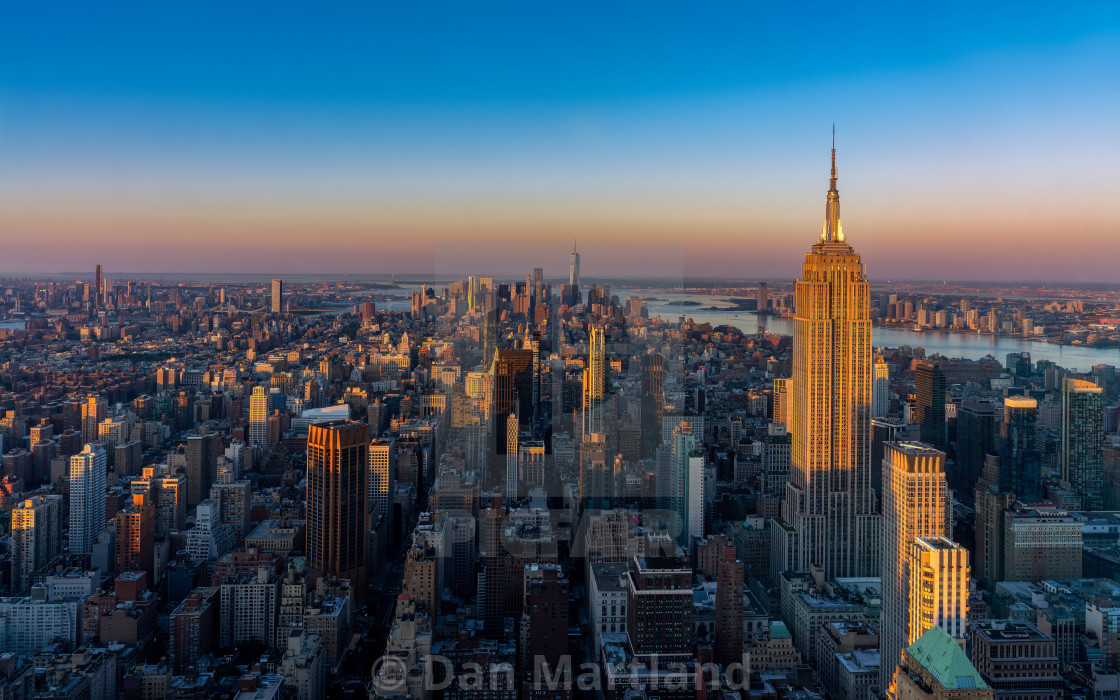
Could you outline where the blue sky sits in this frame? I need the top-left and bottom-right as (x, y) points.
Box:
(1, 2), (1118, 280)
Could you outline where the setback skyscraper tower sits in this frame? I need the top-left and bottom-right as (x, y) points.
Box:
(879, 441), (950, 688)
(777, 131), (878, 579)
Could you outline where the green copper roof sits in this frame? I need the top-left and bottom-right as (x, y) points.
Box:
(906, 626), (988, 690)
(769, 621), (791, 639)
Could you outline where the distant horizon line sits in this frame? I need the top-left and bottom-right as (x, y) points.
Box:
(1, 271), (1118, 290)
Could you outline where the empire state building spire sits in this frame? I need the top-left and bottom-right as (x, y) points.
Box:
(824, 125), (843, 242)
(775, 129), (878, 580)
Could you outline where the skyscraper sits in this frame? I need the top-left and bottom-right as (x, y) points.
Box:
(271, 278), (283, 313)
(880, 441), (949, 688)
(306, 421), (369, 598)
(208, 470), (252, 538)
(783, 131), (878, 578)
(483, 308), (500, 369)
(714, 544), (745, 667)
(95, 264), (102, 309)
(1062, 378), (1104, 510)
(114, 491), (156, 581)
(185, 433), (218, 507)
(479, 493), (507, 638)
(583, 325), (608, 437)
(578, 433), (618, 514)
(974, 454), (1014, 588)
(915, 361), (947, 451)
(492, 349), (534, 482)
(369, 438), (396, 522)
(908, 537), (970, 646)
(756, 281), (768, 313)
(505, 413), (519, 501)
(522, 564), (570, 698)
(531, 266), (544, 307)
(625, 555), (693, 659)
(81, 395), (107, 445)
(957, 398), (996, 500)
(70, 444), (107, 556)
(999, 397), (1040, 501)
(639, 354), (665, 459)
(670, 421), (705, 544)
(249, 386), (270, 450)
(569, 240), (580, 289)
(145, 466), (187, 538)
(773, 377), (792, 427)
(11, 495), (62, 594)
(873, 358), (890, 418)
(530, 331), (541, 431)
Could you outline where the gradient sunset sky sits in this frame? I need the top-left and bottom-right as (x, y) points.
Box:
(1, 3), (1117, 281)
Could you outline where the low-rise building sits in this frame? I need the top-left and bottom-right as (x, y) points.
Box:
(968, 620), (1061, 700)
(589, 562), (629, 652)
(778, 569), (881, 661)
(0, 591), (81, 654)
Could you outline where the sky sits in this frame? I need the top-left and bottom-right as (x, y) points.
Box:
(0, 2), (1118, 282)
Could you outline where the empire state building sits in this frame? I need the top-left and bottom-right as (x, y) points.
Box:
(775, 132), (879, 578)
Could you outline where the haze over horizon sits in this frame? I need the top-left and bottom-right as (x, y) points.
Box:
(2, 2), (1117, 281)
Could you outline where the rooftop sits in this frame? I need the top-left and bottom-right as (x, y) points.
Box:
(769, 621), (791, 639)
(915, 536), (965, 552)
(590, 562), (629, 592)
(906, 626), (988, 691)
(890, 441), (944, 455)
(969, 619), (1049, 642)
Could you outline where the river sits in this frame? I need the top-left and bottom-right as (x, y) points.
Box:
(619, 291), (1120, 372)
(369, 287), (1120, 372)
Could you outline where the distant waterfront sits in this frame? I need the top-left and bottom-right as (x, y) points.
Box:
(624, 291), (1120, 372)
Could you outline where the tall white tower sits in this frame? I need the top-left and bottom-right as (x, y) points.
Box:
(70, 444), (107, 556)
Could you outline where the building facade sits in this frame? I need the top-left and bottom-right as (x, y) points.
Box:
(306, 421), (369, 598)
(908, 537), (970, 645)
(782, 135), (878, 580)
(11, 495), (63, 594)
(70, 444), (108, 556)
(880, 441), (949, 688)
(1062, 377), (1104, 510)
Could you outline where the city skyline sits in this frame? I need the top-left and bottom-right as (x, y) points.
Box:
(2, 7), (1119, 698)
(1, 4), (1118, 280)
